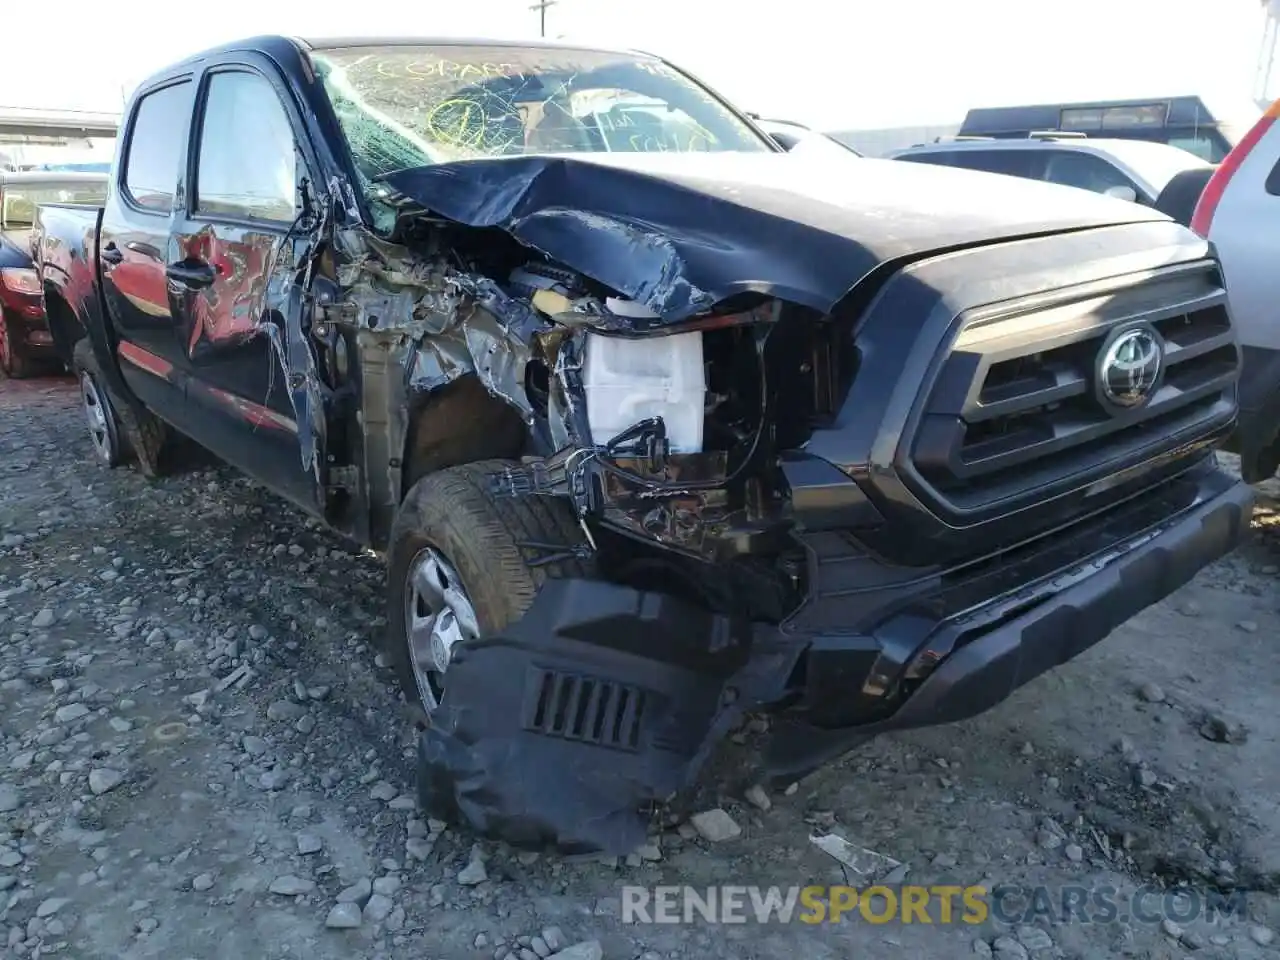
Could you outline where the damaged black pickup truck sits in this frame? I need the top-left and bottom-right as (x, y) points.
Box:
(36, 35), (1253, 854)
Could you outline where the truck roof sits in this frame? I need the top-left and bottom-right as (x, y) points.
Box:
(961, 95), (1261, 135)
(299, 36), (646, 56)
(142, 34), (653, 88)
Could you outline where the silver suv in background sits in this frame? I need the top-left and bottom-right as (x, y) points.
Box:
(890, 134), (1216, 225)
(753, 117), (863, 161)
(1190, 99), (1280, 481)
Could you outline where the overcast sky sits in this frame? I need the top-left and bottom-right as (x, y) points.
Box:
(1, 0), (1269, 129)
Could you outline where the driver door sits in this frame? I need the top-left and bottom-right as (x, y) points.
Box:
(166, 64), (321, 513)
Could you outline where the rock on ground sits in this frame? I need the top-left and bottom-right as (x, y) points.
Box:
(87, 768), (125, 795)
(363, 893), (394, 923)
(336, 878), (371, 903)
(0, 783), (20, 812)
(689, 808), (742, 842)
(268, 875), (315, 896)
(325, 902), (362, 929)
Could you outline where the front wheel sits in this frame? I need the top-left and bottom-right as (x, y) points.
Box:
(0, 309), (35, 380)
(385, 459), (586, 724)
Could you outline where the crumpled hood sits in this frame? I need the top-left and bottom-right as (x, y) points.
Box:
(381, 152), (1168, 324)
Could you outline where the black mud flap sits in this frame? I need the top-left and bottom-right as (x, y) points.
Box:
(417, 578), (799, 855)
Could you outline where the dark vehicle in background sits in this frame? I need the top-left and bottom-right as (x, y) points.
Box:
(960, 95), (1259, 162)
(891, 134), (1216, 226)
(752, 116), (864, 159)
(1, 172), (106, 377)
(33, 35), (1252, 855)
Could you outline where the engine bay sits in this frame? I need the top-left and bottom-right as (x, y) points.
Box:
(326, 213), (867, 621)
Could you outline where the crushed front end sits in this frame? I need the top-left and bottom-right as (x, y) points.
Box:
(333, 175), (1253, 855)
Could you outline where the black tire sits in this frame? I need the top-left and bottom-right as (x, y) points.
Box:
(1153, 167), (1215, 227)
(0, 309), (35, 380)
(71, 339), (124, 467)
(385, 459), (586, 724)
(118, 401), (174, 479)
(71, 339), (175, 477)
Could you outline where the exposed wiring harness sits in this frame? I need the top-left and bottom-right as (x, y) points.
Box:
(589, 326), (770, 492)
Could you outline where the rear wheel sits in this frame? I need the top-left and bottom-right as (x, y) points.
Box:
(72, 340), (123, 467)
(72, 339), (184, 478)
(0, 310), (35, 380)
(385, 459), (586, 724)
(118, 401), (176, 479)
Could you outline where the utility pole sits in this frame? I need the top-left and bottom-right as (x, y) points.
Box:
(529, 0), (558, 38)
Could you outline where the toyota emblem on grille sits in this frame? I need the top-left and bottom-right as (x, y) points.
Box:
(1097, 326), (1163, 410)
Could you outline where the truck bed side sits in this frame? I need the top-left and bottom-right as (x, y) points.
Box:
(31, 203), (104, 365)
(32, 203), (136, 407)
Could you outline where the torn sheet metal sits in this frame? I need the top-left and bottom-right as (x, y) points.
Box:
(335, 232), (548, 425)
(262, 225), (327, 480)
(405, 337), (471, 393)
(328, 174), (362, 225)
(335, 231), (464, 341)
(378, 154), (1158, 327)
(456, 277), (548, 424)
(279, 279), (327, 479)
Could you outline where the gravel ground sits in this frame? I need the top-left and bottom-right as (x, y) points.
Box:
(2, 372), (1280, 960)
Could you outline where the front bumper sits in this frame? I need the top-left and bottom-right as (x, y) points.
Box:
(418, 463), (1253, 854)
(767, 463), (1252, 780)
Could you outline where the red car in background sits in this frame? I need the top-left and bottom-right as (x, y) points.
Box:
(0, 171), (106, 377)
(1, 107), (116, 377)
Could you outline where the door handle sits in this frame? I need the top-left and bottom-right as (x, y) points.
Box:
(125, 240), (164, 259)
(100, 242), (123, 265)
(166, 259), (216, 289)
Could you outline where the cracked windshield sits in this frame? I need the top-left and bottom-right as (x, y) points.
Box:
(312, 44), (770, 197)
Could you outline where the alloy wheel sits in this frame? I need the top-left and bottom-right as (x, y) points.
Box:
(403, 545), (480, 713)
(80, 371), (120, 465)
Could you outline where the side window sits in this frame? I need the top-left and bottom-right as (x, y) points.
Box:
(195, 71), (298, 222)
(1266, 156), (1280, 197)
(951, 150), (1041, 179)
(1041, 152), (1136, 196)
(896, 151), (963, 166)
(123, 82), (191, 213)
(1166, 135), (1217, 162)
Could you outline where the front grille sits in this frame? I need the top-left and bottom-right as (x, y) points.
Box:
(909, 263), (1238, 515)
(522, 668), (646, 751)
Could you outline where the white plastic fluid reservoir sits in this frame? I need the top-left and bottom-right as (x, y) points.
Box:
(582, 327), (705, 454)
